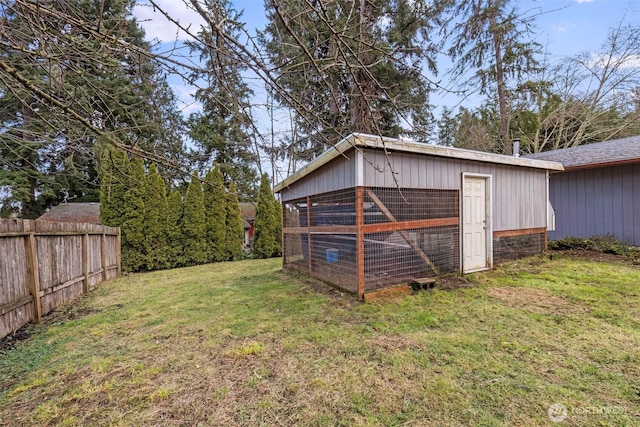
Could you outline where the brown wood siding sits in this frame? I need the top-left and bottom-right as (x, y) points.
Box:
(280, 150), (357, 201)
(361, 149), (547, 231)
(548, 163), (640, 245)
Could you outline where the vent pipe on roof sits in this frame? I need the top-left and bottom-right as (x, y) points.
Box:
(512, 139), (520, 157)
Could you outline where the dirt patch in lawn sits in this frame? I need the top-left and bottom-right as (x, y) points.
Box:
(435, 276), (477, 290)
(0, 326), (35, 352)
(366, 334), (422, 352)
(0, 301), (99, 352)
(550, 249), (638, 265)
(487, 287), (588, 316)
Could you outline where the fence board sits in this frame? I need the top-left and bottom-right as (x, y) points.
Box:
(0, 218), (120, 339)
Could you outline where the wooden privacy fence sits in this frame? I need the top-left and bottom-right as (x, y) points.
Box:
(0, 219), (120, 340)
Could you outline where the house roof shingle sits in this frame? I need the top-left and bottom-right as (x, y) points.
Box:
(239, 202), (256, 220)
(37, 202), (101, 224)
(525, 135), (640, 169)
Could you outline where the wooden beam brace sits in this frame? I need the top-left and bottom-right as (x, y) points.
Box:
(492, 227), (546, 238)
(362, 217), (458, 233)
(365, 188), (440, 275)
(283, 225), (358, 234)
(0, 295), (34, 316)
(283, 217), (459, 235)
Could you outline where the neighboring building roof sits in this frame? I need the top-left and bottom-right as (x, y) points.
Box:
(239, 202), (256, 220)
(37, 202), (101, 224)
(525, 135), (640, 170)
(275, 133), (564, 192)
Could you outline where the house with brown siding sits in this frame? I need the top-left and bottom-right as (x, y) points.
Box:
(275, 133), (563, 299)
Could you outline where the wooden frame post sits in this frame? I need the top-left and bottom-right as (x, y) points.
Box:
(116, 228), (122, 275)
(280, 201), (285, 267)
(306, 196), (313, 274)
(82, 233), (89, 293)
(24, 232), (42, 323)
(100, 233), (107, 281)
(356, 187), (365, 299)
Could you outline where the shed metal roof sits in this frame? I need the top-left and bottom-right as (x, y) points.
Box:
(525, 135), (640, 170)
(274, 133), (563, 192)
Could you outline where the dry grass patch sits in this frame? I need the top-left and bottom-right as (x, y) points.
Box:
(487, 286), (589, 315)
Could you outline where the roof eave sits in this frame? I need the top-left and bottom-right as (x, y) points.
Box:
(274, 133), (564, 192)
(558, 158), (640, 172)
(274, 134), (358, 192)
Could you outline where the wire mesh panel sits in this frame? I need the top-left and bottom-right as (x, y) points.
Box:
(362, 186), (460, 292)
(283, 189), (358, 294)
(283, 187), (460, 296)
(493, 233), (544, 262)
(363, 187), (459, 223)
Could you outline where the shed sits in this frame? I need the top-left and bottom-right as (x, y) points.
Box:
(37, 202), (101, 224)
(239, 202), (256, 249)
(526, 135), (640, 246)
(274, 133), (563, 299)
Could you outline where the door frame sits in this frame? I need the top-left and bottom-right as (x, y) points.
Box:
(460, 173), (493, 273)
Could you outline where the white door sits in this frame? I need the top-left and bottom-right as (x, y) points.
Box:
(463, 176), (488, 272)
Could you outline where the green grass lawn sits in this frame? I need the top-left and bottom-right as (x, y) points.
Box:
(1, 253), (639, 426)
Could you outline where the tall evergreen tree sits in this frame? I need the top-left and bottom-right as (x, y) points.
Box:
(259, 0), (437, 156)
(253, 174), (281, 259)
(121, 156), (146, 272)
(203, 166), (227, 262)
(441, 0), (541, 153)
(182, 172), (208, 266)
(272, 191), (282, 258)
(143, 164), (169, 270)
(187, 0), (258, 200)
(166, 189), (185, 268)
(225, 181), (244, 261)
(0, 0), (187, 217)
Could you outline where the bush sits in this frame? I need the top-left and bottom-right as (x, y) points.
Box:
(549, 236), (639, 260)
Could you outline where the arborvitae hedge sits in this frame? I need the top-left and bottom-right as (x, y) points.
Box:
(121, 156), (147, 272)
(99, 147), (129, 228)
(166, 189), (184, 268)
(272, 191), (282, 257)
(182, 172), (208, 266)
(225, 181), (244, 260)
(253, 173), (281, 258)
(143, 164), (169, 270)
(203, 166), (227, 262)
(100, 155), (265, 270)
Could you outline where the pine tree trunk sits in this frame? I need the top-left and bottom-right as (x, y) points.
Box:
(491, 16), (510, 154)
(350, 0), (374, 134)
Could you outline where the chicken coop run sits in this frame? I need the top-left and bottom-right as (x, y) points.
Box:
(275, 133), (563, 299)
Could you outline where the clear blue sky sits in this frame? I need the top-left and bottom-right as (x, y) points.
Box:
(533, 0), (636, 56)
